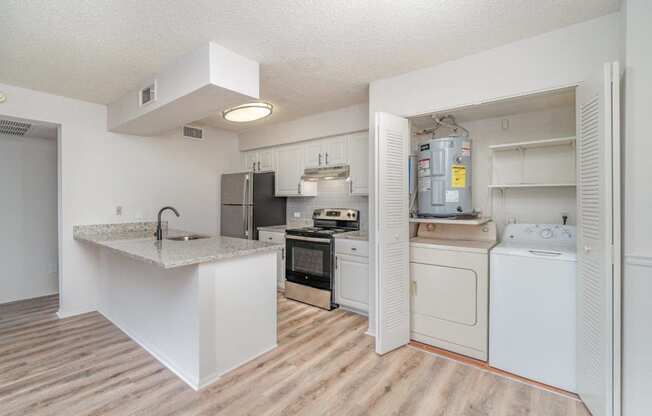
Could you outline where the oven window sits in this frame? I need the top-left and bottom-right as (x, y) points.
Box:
(292, 246), (324, 275)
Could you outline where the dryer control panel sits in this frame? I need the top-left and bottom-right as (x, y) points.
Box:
(503, 224), (576, 243)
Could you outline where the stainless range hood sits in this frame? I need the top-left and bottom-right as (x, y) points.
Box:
(302, 165), (350, 182)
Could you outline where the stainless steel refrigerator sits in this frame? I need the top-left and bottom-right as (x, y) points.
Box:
(220, 171), (287, 240)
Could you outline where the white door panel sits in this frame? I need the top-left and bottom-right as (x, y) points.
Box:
(374, 112), (410, 355)
(576, 62), (621, 416)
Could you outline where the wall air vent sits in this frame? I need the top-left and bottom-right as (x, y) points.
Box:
(183, 125), (204, 140)
(0, 119), (31, 136)
(139, 81), (157, 107)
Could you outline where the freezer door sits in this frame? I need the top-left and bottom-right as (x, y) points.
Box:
(221, 172), (252, 205)
(252, 172), (286, 239)
(220, 205), (253, 239)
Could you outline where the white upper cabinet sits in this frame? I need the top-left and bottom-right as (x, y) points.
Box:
(304, 141), (324, 168)
(274, 145), (317, 197)
(347, 132), (369, 195)
(304, 136), (348, 168)
(257, 149), (275, 171)
(242, 149), (275, 172)
(324, 136), (347, 166)
(243, 151), (258, 171)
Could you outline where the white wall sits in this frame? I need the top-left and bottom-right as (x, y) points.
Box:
(412, 106), (577, 235)
(367, 13), (622, 337)
(238, 103), (368, 151)
(0, 134), (58, 303)
(622, 1), (652, 415)
(0, 82), (240, 316)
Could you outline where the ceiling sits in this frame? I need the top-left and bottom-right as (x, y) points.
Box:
(0, 0), (618, 132)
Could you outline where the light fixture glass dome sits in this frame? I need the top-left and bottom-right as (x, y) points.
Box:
(222, 102), (273, 122)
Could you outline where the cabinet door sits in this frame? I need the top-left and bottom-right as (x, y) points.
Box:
(304, 141), (324, 168)
(258, 149), (275, 171)
(324, 136), (347, 166)
(243, 151), (258, 171)
(335, 254), (369, 313)
(274, 146), (302, 195)
(347, 132), (369, 195)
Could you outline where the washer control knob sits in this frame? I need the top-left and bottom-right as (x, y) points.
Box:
(540, 228), (554, 239)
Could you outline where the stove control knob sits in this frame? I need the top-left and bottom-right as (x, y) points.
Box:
(539, 228), (554, 239)
(347, 212), (352, 217)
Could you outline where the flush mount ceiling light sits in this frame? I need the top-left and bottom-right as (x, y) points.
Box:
(222, 102), (273, 122)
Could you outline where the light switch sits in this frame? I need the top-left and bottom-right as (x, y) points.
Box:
(116, 206), (123, 216)
(293, 212), (301, 218)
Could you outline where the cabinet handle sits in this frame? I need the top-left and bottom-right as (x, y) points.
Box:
(351, 247), (357, 251)
(412, 281), (417, 296)
(257, 161), (261, 171)
(318, 153), (322, 166)
(325, 152), (328, 165)
(281, 248), (285, 260)
(335, 256), (338, 269)
(252, 162), (256, 171)
(297, 182), (301, 194)
(349, 181), (353, 194)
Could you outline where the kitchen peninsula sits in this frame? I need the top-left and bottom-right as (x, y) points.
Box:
(74, 222), (282, 390)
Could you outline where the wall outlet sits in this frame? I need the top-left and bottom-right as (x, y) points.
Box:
(293, 212), (301, 218)
(507, 216), (517, 224)
(115, 205), (123, 216)
(501, 118), (510, 130)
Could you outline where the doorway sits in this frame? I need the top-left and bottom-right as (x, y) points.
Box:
(0, 116), (60, 305)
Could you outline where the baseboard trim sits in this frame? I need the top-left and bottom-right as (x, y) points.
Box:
(625, 254), (652, 267)
(98, 310), (200, 390)
(198, 343), (278, 390)
(409, 341), (580, 400)
(56, 307), (97, 319)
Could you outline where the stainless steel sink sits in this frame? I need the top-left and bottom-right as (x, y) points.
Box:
(166, 235), (209, 241)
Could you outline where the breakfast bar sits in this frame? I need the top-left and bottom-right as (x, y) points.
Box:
(74, 222), (282, 390)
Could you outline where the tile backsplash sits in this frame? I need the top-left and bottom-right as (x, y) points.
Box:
(287, 180), (369, 230)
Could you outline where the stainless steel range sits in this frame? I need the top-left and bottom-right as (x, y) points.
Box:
(285, 208), (360, 310)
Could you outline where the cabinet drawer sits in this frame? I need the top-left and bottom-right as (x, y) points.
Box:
(335, 239), (368, 257)
(258, 230), (285, 244)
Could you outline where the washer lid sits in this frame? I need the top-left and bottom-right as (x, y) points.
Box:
(491, 240), (576, 261)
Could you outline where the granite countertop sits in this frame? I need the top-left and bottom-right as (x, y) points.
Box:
(74, 222), (283, 269)
(333, 231), (368, 241)
(257, 224), (295, 232)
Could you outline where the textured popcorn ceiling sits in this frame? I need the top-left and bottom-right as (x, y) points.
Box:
(0, 0), (618, 131)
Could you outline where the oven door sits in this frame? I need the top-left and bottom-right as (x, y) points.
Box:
(285, 235), (332, 290)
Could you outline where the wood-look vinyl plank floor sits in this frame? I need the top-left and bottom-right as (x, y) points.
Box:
(0, 294), (590, 416)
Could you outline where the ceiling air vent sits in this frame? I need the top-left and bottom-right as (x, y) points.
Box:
(139, 81), (157, 107)
(183, 125), (204, 140)
(0, 119), (31, 136)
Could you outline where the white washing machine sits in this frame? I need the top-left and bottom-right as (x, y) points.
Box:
(489, 224), (576, 392)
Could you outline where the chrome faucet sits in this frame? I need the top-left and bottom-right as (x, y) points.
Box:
(155, 206), (180, 240)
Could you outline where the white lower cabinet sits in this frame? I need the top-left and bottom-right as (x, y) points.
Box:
(258, 230), (286, 289)
(335, 239), (369, 314)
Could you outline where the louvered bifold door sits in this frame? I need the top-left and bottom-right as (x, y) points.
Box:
(576, 62), (621, 416)
(374, 112), (410, 355)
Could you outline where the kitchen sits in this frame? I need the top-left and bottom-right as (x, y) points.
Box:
(0, 2), (650, 416)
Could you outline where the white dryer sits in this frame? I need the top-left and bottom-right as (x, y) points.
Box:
(489, 224), (576, 392)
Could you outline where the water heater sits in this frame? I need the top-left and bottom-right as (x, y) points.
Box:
(417, 136), (472, 217)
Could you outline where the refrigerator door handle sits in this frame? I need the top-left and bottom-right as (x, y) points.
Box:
(243, 174), (249, 237)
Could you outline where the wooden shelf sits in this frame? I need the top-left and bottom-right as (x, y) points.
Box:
(409, 217), (492, 226)
(489, 137), (576, 152)
(488, 183), (576, 189)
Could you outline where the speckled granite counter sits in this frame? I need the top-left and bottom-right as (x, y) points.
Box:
(333, 231), (368, 241)
(74, 222), (283, 269)
(257, 222), (307, 233)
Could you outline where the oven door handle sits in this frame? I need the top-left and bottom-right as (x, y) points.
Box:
(286, 235), (331, 244)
